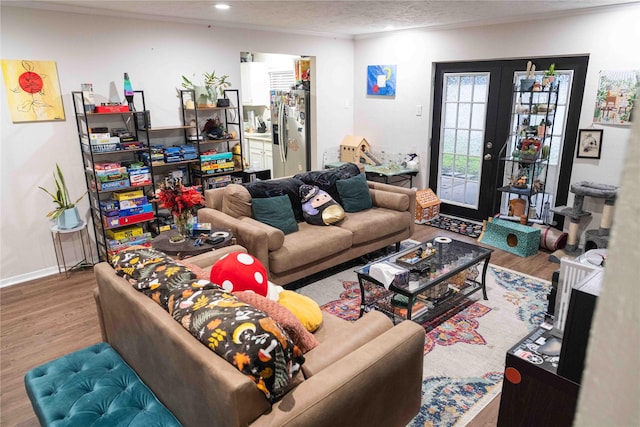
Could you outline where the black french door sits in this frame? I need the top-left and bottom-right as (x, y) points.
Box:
(429, 57), (589, 224)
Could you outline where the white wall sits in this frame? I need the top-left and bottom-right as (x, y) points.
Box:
(0, 6), (354, 284)
(353, 3), (640, 214)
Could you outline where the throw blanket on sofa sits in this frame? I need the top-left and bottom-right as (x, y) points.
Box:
(111, 248), (304, 403)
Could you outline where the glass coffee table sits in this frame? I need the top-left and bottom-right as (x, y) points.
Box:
(356, 238), (493, 324)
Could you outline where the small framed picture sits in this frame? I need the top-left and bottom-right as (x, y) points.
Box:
(576, 129), (603, 159)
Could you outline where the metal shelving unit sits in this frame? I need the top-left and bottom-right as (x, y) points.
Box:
(72, 90), (157, 261)
(496, 81), (559, 224)
(179, 89), (244, 190)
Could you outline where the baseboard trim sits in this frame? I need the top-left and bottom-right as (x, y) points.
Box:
(1, 266), (61, 288)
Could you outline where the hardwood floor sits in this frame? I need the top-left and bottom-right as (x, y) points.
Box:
(0, 224), (559, 426)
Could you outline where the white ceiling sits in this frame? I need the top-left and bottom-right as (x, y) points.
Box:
(11, 0), (640, 38)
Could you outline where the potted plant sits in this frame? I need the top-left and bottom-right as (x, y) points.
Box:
(39, 164), (86, 229)
(181, 70), (231, 107)
(538, 118), (552, 137)
(543, 63), (555, 89)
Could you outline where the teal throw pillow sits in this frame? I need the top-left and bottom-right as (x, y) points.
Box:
(335, 173), (372, 213)
(252, 195), (299, 234)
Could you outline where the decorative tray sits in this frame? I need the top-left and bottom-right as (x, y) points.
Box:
(396, 246), (436, 272)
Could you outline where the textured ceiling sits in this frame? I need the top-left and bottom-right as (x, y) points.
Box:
(12, 0), (640, 37)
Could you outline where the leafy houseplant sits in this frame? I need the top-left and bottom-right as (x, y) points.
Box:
(181, 70), (231, 107)
(39, 164), (86, 229)
(543, 63), (556, 89)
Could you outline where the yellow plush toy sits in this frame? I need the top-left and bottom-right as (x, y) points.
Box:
(276, 290), (323, 333)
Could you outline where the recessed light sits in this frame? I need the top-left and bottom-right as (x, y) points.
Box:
(215, 4), (230, 10)
(384, 25), (394, 31)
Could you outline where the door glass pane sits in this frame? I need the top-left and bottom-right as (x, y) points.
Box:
(455, 130), (469, 154)
(443, 129), (455, 153)
(441, 153), (454, 176)
(438, 72), (490, 209)
(459, 76), (474, 102)
(473, 75), (488, 101)
(444, 103), (457, 128)
(469, 130), (483, 156)
(471, 104), (486, 129)
(446, 76), (459, 101)
(457, 103), (471, 128)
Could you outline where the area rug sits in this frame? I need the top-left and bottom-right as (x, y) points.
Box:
(425, 214), (483, 238)
(298, 264), (551, 426)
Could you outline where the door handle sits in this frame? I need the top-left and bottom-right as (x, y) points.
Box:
(486, 142), (493, 149)
(484, 154), (492, 160)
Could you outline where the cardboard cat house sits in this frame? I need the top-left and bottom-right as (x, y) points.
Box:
(340, 135), (380, 165)
(415, 189), (441, 223)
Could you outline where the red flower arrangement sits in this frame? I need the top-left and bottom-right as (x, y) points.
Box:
(157, 181), (204, 216)
(157, 179), (204, 238)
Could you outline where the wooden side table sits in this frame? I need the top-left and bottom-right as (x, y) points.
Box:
(49, 221), (94, 277)
(152, 229), (233, 259)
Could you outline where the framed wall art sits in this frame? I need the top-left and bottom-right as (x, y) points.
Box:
(367, 65), (397, 96)
(576, 129), (603, 159)
(1, 59), (65, 123)
(592, 70), (639, 126)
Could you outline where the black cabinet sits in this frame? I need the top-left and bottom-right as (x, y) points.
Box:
(497, 327), (579, 427)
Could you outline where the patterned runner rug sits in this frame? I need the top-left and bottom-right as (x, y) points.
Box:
(298, 263), (551, 427)
(425, 214), (484, 238)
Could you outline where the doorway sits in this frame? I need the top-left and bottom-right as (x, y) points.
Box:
(240, 52), (313, 178)
(429, 57), (589, 223)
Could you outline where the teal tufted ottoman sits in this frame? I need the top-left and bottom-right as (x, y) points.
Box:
(24, 342), (181, 426)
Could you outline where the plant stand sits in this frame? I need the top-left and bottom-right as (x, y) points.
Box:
(49, 221), (94, 277)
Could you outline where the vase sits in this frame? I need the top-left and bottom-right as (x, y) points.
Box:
(194, 86), (215, 107)
(56, 207), (81, 230)
(173, 212), (192, 238)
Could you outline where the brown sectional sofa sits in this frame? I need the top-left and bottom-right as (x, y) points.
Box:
(197, 165), (417, 285)
(93, 246), (426, 427)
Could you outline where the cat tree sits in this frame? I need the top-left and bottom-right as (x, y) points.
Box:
(549, 181), (618, 262)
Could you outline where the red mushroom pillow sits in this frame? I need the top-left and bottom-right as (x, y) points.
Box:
(209, 252), (268, 296)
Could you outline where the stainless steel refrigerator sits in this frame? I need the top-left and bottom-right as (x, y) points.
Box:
(270, 89), (310, 178)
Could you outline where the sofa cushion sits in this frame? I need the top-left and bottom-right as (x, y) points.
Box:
(240, 217), (286, 251)
(111, 247), (198, 309)
(302, 311), (393, 378)
(176, 260), (209, 280)
(252, 195), (299, 235)
(269, 222), (353, 274)
(234, 291), (319, 353)
(245, 178), (306, 222)
(339, 208), (411, 245)
(370, 188), (410, 211)
(222, 184), (253, 218)
(111, 247), (193, 283)
(294, 163), (361, 205)
(336, 173), (373, 212)
(169, 286), (304, 403)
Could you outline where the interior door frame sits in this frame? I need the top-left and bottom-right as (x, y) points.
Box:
(430, 56), (589, 225)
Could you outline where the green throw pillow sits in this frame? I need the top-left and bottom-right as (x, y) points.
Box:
(335, 173), (372, 212)
(252, 195), (299, 234)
